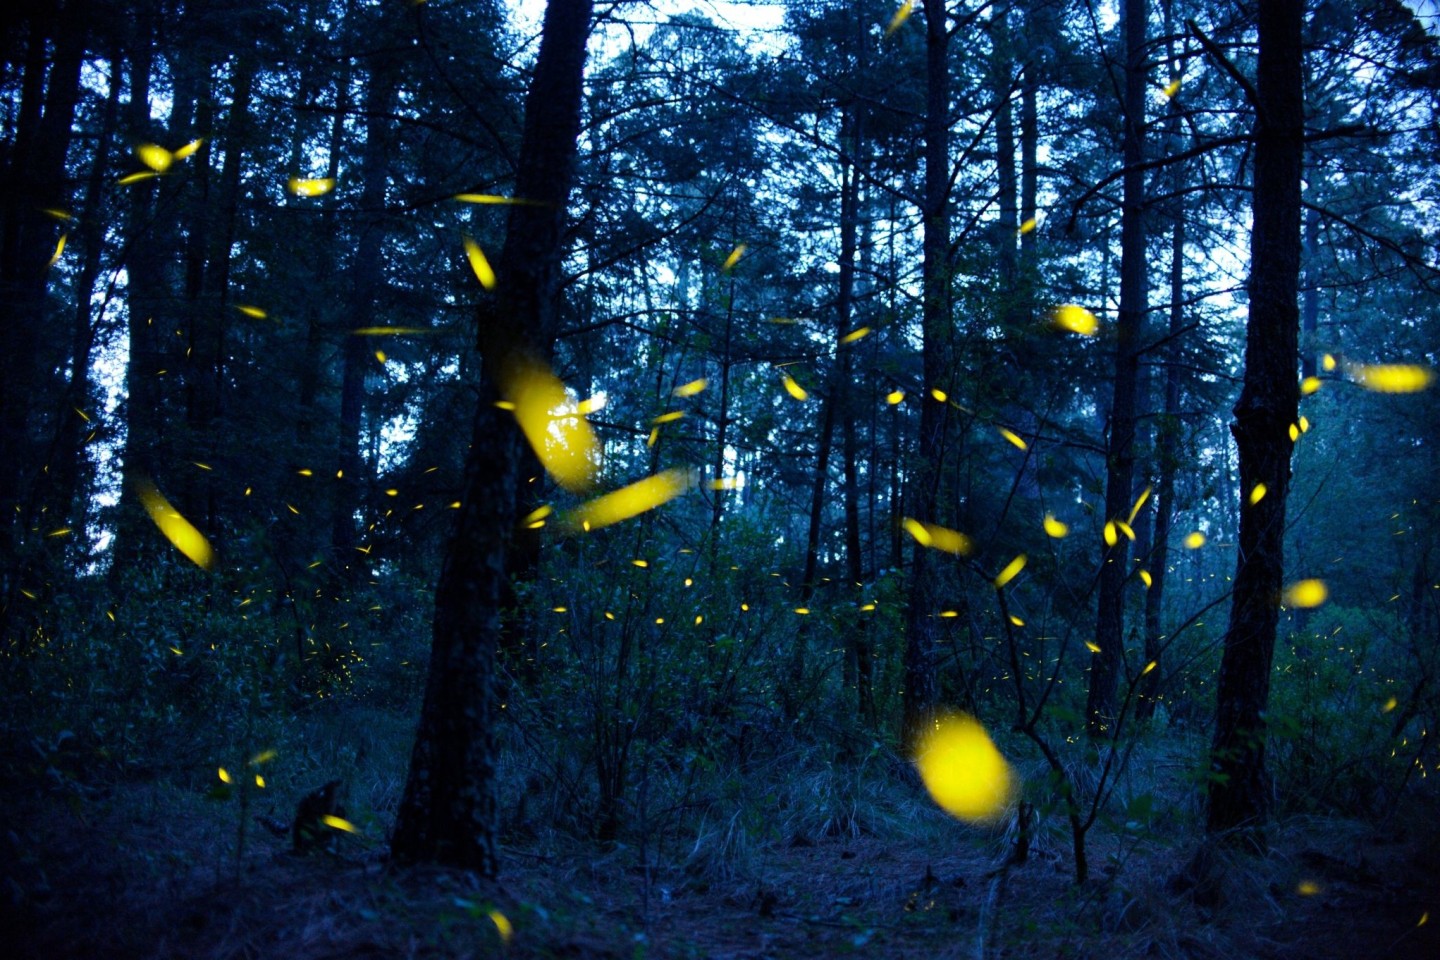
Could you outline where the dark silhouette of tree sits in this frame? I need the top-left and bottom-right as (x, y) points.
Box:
(1206, 0), (1304, 847)
(391, 0), (594, 874)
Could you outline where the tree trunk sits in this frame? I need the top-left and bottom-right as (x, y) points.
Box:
(902, 0), (951, 753)
(1206, 0), (1304, 847)
(332, 58), (398, 569)
(391, 0), (593, 874)
(1085, 0), (1146, 739)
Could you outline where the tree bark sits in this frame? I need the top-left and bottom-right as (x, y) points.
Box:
(1086, 0), (1147, 739)
(902, 0), (951, 753)
(391, 0), (593, 875)
(1206, 0), (1305, 846)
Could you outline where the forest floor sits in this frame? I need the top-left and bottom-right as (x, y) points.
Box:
(5, 771), (1439, 960)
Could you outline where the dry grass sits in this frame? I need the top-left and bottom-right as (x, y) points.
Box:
(5, 720), (1440, 960)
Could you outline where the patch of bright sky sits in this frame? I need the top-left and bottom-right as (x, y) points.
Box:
(511, 0), (787, 55)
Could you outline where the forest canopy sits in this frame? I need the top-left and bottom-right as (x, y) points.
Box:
(3, 0), (1440, 957)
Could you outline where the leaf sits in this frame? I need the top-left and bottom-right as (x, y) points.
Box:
(1349, 363), (1434, 393)
(136, 478), (215, 570)
(1043, 514), (1069, 538)
(1282, 579), (1328, 608)
(1051, 304), (1098, 335)
(501, 359), (599, 492)
(463, 235), (497, 290)
(564, 468), (695, 532)
(884, 1), (913, 38)
(994, 554), (1026, 589)
(288, 176), (335, 197)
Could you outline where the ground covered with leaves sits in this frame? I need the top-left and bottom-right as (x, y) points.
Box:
(5, 757), (1438, 960)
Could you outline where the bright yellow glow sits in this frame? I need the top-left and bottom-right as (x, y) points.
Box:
(1051, 304), (1098, 335)
(454, 193), (535, 205)
(218, 767), (232, 783)
(1141, 660), (1157, 675)
(1115, 520), (1135, 541)
(794, 608), (810, 615)
(1350, 363), (1434, 393)
(173, 139), (204, 160)
(46, 233), (65, 269)
(1139, 569), (1152, 588)
(1163, 77), (1182, 98)
(1322, 353), (1337, 372)
(288, 176), (334, 196)
(1104, 521), (1118, 547)
(841, 326), (871, 344)
(117, 171), (160, 185)
(1018, 217), (1037, 235)
(235, 304), (267, 319)
(994, 554), (1026, 589)
(652, 411), (684, 425)
(502, 359), (598, 492)
(884, 1), (913, 37)
(887, 389), (905, 405)
(931, 388), (948, 402)
(673, 378), (708, 397)
(1127, 486), (1151, 525)
(565, 468), (693, 532)
(137, 479), (214, 570)
(782, 374), (808, 400)
(489, 910), (513, 943)
(463, 235), (497, 290)
(998, 427), (1027, 450)
(1282, 579), (1328, 608)
(914, 712), (1015, 824)
(351, 326), (431, 335)
(1085, 641), (1102, 653)
(721, 244), (746, 271)
(321, 814), (357, 834)
(901, 517), (972, 555)
(1288, 423), (1300, 442)
(1043, 514), (1069, 538)
(1383, 696), (1398, 713)
(137, 143), (173, 172)
(1300, 376), (1322, 395)
(1184, 531), (1205, 549)
(1299, 415), (1310, 433)
(1249, 483), (1267, 505)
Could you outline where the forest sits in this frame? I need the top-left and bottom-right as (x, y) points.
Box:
(3, 0), (1439, 956)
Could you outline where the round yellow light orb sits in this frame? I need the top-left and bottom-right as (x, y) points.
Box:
(915, 712), (1016, 825)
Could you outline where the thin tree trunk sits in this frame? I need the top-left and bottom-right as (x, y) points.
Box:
(1086, 0), (1147, 739)
(1206, 0), (1304, 847)
(902, 0), (951, 753)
